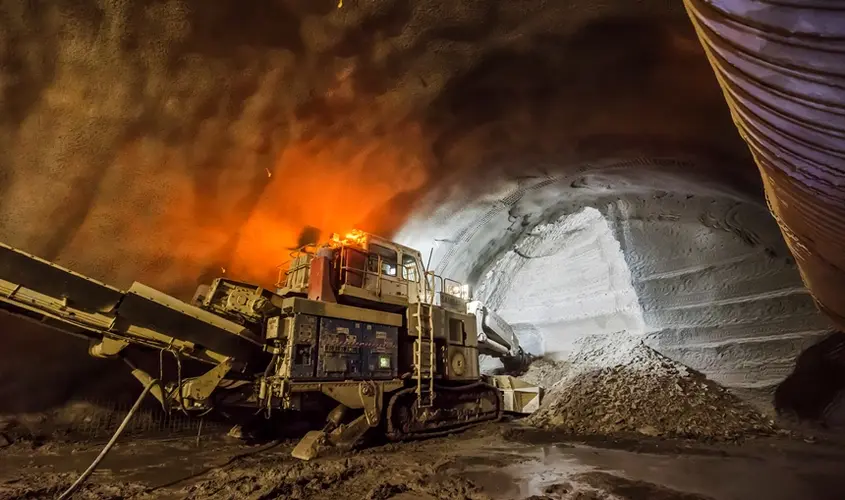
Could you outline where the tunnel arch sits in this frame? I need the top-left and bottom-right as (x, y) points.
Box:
(396, 158), (834, 413)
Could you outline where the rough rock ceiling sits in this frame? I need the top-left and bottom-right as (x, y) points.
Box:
(0, 0), (834, 417)
(0, 0), (753, 291)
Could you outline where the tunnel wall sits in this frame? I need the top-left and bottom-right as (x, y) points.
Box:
(604, 192), (833, 412)
(396, 161), (834, 414)
(682, 0), (845, 332)
(474, 206), (645, 357)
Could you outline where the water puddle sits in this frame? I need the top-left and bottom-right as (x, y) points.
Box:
(458, 444), (598, 498)
(451, 438), (845, 500)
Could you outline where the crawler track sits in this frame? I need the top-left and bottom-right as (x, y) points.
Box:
(385, 382), (502, 441)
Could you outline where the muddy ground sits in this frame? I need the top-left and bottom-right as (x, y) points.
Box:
(2, 422), (845, 500)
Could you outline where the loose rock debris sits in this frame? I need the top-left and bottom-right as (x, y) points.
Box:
(1, 440), (493, 500)
(0, 472), (149, 500)
(177, 454), (489, 500)
(524, 334), (776, 440)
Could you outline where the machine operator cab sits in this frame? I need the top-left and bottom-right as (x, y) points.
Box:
(277, 229), (470, 313)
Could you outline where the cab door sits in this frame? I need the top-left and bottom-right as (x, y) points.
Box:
(363, 243), (408, 300)
(401, 252), (423, 302)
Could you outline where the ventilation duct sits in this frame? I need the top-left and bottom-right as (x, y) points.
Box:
(683, 0), (845, 330)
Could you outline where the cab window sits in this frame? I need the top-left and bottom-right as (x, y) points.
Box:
(401, 254), (419, 282)
(368, 244), (397, 277)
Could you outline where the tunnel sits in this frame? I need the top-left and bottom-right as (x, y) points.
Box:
(1, 0), (845, 498)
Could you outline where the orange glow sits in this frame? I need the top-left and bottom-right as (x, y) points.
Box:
(225, 132), (428, 286)
(55, 130), (429, 296)
(331, 229), (368, 248)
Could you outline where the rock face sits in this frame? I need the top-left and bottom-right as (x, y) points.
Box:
(525, 335), (775, 440)
(0, 0), (721, 291)
(397, 172), (835, 418)
(474, 207), (645, 354)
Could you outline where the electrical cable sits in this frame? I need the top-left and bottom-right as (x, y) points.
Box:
(56, 379), (158, 500)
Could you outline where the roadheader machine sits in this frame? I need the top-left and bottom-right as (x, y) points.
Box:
(0, 230), (541, 459)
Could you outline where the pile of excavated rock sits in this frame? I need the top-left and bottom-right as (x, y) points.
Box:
(524, 334), (776, 440)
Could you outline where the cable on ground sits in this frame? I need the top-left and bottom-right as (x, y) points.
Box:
(56, 379), (158, 500)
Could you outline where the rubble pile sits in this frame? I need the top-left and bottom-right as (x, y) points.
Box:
(519, 357), (571, 390)
(525, 334), (776, 440)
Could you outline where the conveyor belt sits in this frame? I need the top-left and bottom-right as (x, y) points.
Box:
(0, 242), (264, 366)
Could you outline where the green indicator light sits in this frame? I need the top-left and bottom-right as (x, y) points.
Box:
(379, 356), (390, 368)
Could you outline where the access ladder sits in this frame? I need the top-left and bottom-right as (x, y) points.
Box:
(413, 289), (436, 408)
